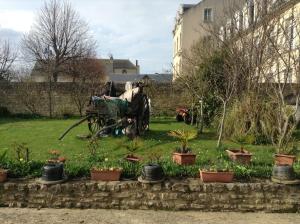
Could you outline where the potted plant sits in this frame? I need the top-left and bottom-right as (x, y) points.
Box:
(200, 162), (234, 183)
(120, 137), (143, 162)
(275, 143), (299, 166)
(41, 150), (65, 182)
(91, 159), (122, 181)
(0, 151), (8, 183)
(227, 134), (252, 165)
(168, 129), (197, 165)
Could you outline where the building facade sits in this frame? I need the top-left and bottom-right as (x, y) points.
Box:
(31, 57), (140, 83)
(172, 0), (244, 80)
(220, 0), (300, 84)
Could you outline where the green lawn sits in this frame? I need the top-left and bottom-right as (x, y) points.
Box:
(0, 117), (276, 165)
(2, 117), (300, 179)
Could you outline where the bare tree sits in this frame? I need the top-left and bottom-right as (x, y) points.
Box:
(0, 40), (17, 81)
(22, 0), (96, 117)
(23, 0), (96, 81)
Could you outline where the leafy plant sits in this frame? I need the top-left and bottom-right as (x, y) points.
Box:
(87, 138), (99, 156)
(92, 158), (122, 171)
(0, 151), (8, 169)
(119, 137), (143, 155)
(277, 141), (300, 155)
(168, 129), (198, 153)
(232, 133), (248, 151)
(13, 142), (30, 162)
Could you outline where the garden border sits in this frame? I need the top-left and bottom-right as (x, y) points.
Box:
(0, 178), (299, 212)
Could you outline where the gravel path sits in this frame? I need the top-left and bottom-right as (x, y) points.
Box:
(0, 208), (299, 224)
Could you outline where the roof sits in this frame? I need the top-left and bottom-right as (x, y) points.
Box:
(180, 4), (196, 13)
(30, 58), (138, 77)
(100, 59), (137, 69)
(108, 74), (173, 84)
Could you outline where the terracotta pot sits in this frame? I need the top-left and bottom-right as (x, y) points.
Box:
(200, 170), (234, 183)
(0, 169), (8, 183)
(226, 149), (252, 165)
(91, 169), (122, 181)
(172, 153), (196, 165)
(275, 154), (296, 166)
(125, 155), (141, 163)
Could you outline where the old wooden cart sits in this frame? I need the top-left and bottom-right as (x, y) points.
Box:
(59, 82), (150, 140)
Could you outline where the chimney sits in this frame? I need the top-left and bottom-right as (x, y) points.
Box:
(135, 60), (140, 74)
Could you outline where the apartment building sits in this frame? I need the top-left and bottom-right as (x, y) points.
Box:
(172, 0), (244, 80)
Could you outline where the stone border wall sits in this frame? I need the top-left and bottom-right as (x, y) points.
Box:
(0, 179), (299, 212)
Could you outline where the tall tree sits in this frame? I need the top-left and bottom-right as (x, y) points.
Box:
(22, 0), (96, 117)
(22, 0), (96, 82)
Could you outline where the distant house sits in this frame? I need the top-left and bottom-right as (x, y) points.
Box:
(31, 56), (140, 82)
(108, 73), (173, 84)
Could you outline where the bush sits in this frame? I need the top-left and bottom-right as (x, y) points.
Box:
(223, 95), (274, 145)
(4, 160), (44, 178)
(65, 161), (91, 178)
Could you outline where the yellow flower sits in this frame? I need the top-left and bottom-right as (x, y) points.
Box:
(104, 158), (109, 162)
(19, 158), (24, 162)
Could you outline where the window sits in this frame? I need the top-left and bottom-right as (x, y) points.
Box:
(204, 8), (213, 22)
(122, 69), (127, 74)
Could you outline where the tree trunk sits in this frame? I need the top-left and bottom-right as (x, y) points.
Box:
(217, 100), (227, 148)
(199, 99), (204, 134)
(48, 73), (53, 118)
(190, 102), (194, 125)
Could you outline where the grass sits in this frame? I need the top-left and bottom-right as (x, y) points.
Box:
(0, 116), (276, 165)
(1, 116), (300, 179)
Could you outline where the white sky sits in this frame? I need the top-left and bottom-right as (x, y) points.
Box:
(0, 0), (200, 73)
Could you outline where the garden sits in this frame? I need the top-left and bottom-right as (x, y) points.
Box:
(1, 116), (300, 183)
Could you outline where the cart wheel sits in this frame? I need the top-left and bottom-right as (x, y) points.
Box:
(137, 94), (150, 135)
(87, 115), (105, 134)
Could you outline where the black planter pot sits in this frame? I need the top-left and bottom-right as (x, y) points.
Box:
(141, 164), (164, 181)
(42, 163), (64, 181)
(272, 164), (295, 181)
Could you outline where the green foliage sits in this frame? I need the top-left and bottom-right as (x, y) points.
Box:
(118, 137), (143, 154)
(4, 160), (44, 178)
(224, 96), (274, 145)
(12, 142), (30, 162)
(64, 161), (90, 178)
(202, 95), (221, 127)
(0, 151), (8, 168)
(119, 160), (141, 179)
(168, 129), (198, 152)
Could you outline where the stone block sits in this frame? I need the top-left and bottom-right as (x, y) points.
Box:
(171, 183), (189, 192)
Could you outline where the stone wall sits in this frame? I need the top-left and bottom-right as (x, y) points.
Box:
(0, 179), (299, 212)
(0, 82), (190, 117)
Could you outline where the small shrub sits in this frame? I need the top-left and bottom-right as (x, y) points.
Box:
(65, 161), (91, 178)
(5, 160), (44, 178)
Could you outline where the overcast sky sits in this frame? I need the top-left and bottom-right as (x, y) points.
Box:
(0, 0), (199, 73)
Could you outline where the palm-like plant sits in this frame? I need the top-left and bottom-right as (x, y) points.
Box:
(125, 137), (143, 154)
(168, 129), (198, 153)
(118, 137), (143, 157)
